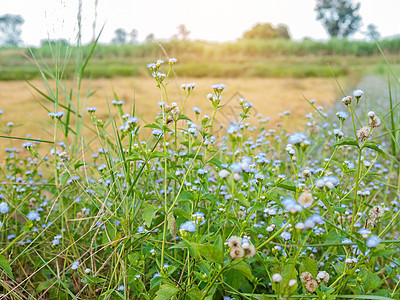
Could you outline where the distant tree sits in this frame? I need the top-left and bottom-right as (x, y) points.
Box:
(129, 29), (138, 44)
(242, 23), (291, 40)
(366, 23), (381, 40)
(0, 14), (24, 46)
(315, 0), (362, 38)
(275, 24), (291, 39)
(176, 24), (190, 40)
(145, 33), (155, 42)
(40, 39), (70, 47)
(112, 28), (127, 44)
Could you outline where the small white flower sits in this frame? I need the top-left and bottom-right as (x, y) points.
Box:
(353, 89), (364, 98)
(289, 279), (297, 286)
(218, 169), (230, 178)
(272, 273), (283, 283)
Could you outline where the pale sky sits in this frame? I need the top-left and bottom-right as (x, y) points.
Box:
(2, 0), (400, 46)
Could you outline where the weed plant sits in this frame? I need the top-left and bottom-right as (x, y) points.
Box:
(0, 41), (400, 299)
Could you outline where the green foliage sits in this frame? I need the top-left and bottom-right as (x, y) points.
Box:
(242, 23), (290, 40)
(1, 37), (400, 80)
(0, 255), (14, 279)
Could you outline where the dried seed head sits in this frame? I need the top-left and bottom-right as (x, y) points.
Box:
(298, 190), (313, 208)
(368, 115), (381, 128)
(305, 279), (318, 293)
(244, 244), (256, 258)
(227, 236), (242, 248)
(369, 206), (384, 219)
(300, 271), (313, 283)
(302, 169), (311, 178)
(342, 96), (352, 106)
(356, 126), (371, 142)
(164, 105), (172, 112)
(230, 246), (244, 259)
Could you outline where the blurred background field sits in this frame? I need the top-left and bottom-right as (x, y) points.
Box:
(1, 39), (400, 80)
(0, 75), (340, 145)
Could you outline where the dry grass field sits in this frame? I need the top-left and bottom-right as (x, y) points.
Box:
(0, 76), (342, 144)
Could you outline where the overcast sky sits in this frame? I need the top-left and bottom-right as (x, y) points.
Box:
(2, 0), (400, 46)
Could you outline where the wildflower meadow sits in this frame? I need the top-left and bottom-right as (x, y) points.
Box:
(0, 42), (400, 299)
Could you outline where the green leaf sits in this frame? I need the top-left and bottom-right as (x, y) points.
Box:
(300, 257), (318, 278)
(187, 288), (203, 299)
(154, 283), (180, 300)
(236, 194), (251, 207)
(150, 151), (169, 159)
(144, 123), (162, 130)
(177, 191), (194, 203)
(277, 180), (296, 191)
(168, 240), (191, 250)
(334, 137), (359, 148)
(126, 155), (142, 162)
(81, 276), (106, 284)
(36, 279), (55, 293)
(333, 206), (347, 214)
(225, 268), (246, 289)
(362, 141), (386, 157)
(250, 202), (265, 213)
(0, 255), (14, 279)
(102, 224), (116, 245)
(206, 157), (223, 169)
(281, 263), (298, 294)
(172, 208), (191, 219)
(74, 161), (86, 170)
(143, 204), (158, 228)
(177, 114), (192, 121)
(361, 268), (381, 292)
(202, 193), (218, 202)
(231, 262), (254, 281)
(192, 242), (223, 264)
(150, 275), (163, 290)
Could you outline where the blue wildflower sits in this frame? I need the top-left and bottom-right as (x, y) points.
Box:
(0, 202), (9, 214)
(71, 261), (80, 270)
(27, 211), (40, 221)
(366, 235), (381, 248)
(180, 221), (197, 233)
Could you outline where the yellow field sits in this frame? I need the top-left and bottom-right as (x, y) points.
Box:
(0, 76), (341, 143)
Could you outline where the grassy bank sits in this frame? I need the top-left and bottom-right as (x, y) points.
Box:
(0, 38), (399, 80)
